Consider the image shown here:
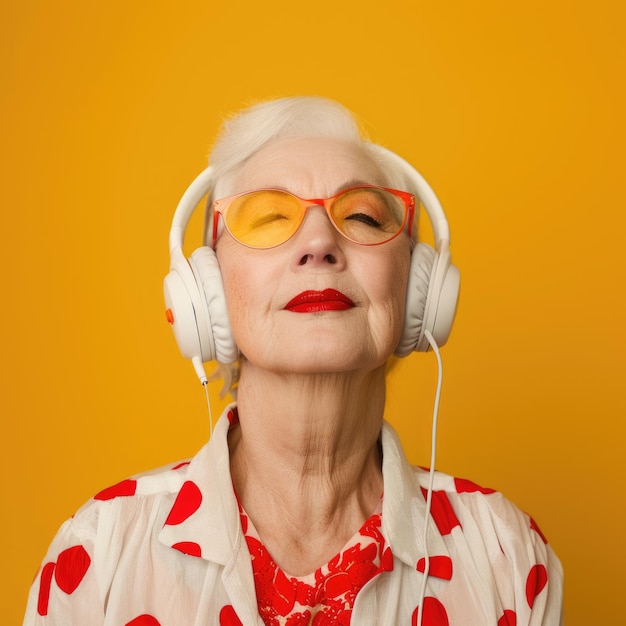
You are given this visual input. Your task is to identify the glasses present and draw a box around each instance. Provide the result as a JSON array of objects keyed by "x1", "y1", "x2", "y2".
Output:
[{"x1": 211, "y1": 186, "x2": 415, "y2": 249}]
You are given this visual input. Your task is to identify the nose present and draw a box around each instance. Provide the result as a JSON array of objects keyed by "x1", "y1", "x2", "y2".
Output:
[{"x1": 290, "y1": 205, "x2": 346, "y2": 269}]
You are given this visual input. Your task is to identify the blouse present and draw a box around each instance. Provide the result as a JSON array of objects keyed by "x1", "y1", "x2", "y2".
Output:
[{"x1": 24, "y1": 404, "x2": 563, "y2": 625}]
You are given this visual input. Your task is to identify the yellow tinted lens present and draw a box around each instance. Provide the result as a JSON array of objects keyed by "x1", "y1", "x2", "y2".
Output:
[
  {"x1": 331, "y1": 188, "x2": 406, "y2": 244},
  {"x1": 226, "y1": 190, "x2": 302, "y2": 248}
]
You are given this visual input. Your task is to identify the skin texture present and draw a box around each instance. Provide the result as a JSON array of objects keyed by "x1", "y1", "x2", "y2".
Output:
[{"x1": 215, "y1": 136, "x2": 412, "y2": 576}]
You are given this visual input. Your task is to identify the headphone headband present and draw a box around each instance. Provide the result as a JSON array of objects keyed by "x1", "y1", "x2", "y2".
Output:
[{"x1": 169, "y1": 166, "x2": 215, "y2": 254}]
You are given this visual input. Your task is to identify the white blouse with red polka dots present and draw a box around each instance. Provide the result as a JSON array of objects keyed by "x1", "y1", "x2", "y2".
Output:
[{"x1": 24, "y1": 404, "x2": 563, "y2": 625}]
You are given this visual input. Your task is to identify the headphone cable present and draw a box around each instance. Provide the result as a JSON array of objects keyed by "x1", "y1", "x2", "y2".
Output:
[{"x1": 416, "y1": 329, "x2": 443, "y2": 626}]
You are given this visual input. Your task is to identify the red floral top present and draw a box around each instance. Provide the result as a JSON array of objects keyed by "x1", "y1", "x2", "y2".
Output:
[{"x1": 238, "y1": 498, "x2": 393, "y2": 626}]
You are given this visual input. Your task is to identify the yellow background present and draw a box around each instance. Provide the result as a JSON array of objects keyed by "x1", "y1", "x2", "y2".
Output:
[{"x1": 2, "y1": 1, "x2": 624, "y2": 623}]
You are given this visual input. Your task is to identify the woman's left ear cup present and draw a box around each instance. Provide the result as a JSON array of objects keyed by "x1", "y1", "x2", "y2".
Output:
[
  {"x1": 396, "y1": 243, "x2": 435, "y2": 356},
  {"x1": 418, "y1": 247, "x2": 460, "y2": 352},
  {"x1": 396, "y1": 242, "x2": 459, "y2": 355}
]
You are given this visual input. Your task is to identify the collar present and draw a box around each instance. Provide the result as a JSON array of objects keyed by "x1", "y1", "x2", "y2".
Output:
[
  {"x1": 159, "y1": 404, "x2": 449, "y2": 569},
  {"x1": 379, "y1": 421, "x2": 450, "y2": 568},
  {"x1": 159, "y1": 405, "x2": 244, "y2": 564}
]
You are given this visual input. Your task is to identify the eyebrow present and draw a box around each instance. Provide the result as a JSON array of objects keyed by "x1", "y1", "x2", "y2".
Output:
[
  {"x1": 257, "y1": 179, "x2": 377, "y2": 198},
  {"x1": 334, "y1": 179, "x2": 375, "y2": 194}
]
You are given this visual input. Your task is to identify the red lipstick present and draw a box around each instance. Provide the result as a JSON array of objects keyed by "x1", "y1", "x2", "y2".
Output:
[{"x1": 285, "y1": 289, "x2": 355, "y2": 313}]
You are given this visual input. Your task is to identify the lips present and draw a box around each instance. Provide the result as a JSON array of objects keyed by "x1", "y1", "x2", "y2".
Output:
[{"x1": 285, "y1": 289, "x2": 355, "y2": 313}]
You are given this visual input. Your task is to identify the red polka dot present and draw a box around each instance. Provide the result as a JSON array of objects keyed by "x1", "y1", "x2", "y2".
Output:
[
  {"x1": 94, "y1": 479, "x2": 137, "y2": 501},
  {"x1": 381, "y1": 546, "x2": 394, "y2": 571},
  {"x1": 37, "y1": 562, "x2": 55, "y2": 616},
  {"x1": 411, "y1": 597, "x2": 449, "y2": 626},
  {"x1": 416, "y1": 555, "x2": 453, "y2": 580},
  {"x1": 454, "y1": 477, "x2": 496, "y2": 495},
  {"x1": 172, "y1": 541, "x2": 202, "y2": 557},
  {"x1": 220, "y1": 605, "x2": 243, "y2": 625},
  {"x1": 165, "y1": 481, "x2": 202, "y2": 525},
  {"x1": 529, "y1": 516, "x2": 548, "y2": 544},
  {"x1": 526, "y1": 564, "x2": 548, "y2": 608},
  {"x1": 239, "y1": 510, "x2": 248, "y2": 534},
  {"x1": 421, "y1": 489, "x2": 461, "y2": 535},
  {"x1": 125, "y1": 616, "x2": 162, "y2": 626},
  {"x1": 54, "y1": 545, "x2": 91, "y2": 594},
  {"x1": 171, "y1": 461, "x2": 191, "y2": 470},
  {"x1": 227, "y1": 408, "x2": 239, "y2": 425},
  {"x1": 498, "y1": 609, "x2": 517, "y2": 626}
]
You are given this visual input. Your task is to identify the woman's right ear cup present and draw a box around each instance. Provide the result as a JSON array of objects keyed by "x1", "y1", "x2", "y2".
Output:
[
  {"x1": 188, "y1": 246, "x2": 238, "y2": 364},
  {"x1": 164, "y1": 247, "x2": 213, "y2": 364}
]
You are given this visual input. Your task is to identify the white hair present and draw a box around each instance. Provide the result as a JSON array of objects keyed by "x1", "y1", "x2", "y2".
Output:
[{"x1": 207, "y1": 96, "x2": 413, "y2": 200}]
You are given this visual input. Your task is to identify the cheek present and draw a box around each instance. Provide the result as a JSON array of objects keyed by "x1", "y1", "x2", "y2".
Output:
[
  {"x1": 217, "y1": 243, "x2": 277, "y2": 349},
  {"x1": 216, "y1": 245, "x2": 253, "y2": 337},
  {"x1": 382, "y1": 249, "x2": 411, "y2": 306},
  {"x1": 362, "y1": 248, "x2": 411, "y2": 332}
]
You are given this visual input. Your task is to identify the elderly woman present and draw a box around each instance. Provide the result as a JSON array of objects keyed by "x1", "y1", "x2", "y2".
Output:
[{"x1": 25, "y1": 97, "x2": 563, "y2": 625}]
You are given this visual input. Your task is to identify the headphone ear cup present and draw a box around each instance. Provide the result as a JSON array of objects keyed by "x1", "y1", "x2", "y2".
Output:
[
  {"x1": 395, "y1": 242, "x2": 460, "y2": 356},
  {"x1": 188, "y1": 246, "x2": 238, "y2": 364},
  {"x1": 396, "y1": 243, "x2": 435, "y2": 357},
  {"x1": 164, "y1": 247, "x2": 213, "y2": 363},
  {"x1": 421, "y1": 250, "x2": 460, "y2": 352}
]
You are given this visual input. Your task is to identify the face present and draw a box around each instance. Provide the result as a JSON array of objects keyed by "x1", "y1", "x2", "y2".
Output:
[{"x1": 215, "y1": 136, "x2": 412, "y2": 375}]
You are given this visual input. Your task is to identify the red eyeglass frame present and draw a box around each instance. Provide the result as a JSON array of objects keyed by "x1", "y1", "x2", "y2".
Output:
[{"x1": 211, "y1": 185, "x2": 416, "y2": 249}]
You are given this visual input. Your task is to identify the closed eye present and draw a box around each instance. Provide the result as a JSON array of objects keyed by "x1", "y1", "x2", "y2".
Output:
[
  {"x1": 346, "y1": 212, "x2": 382, "y2": 227},
  {"x1": 250, "y1": 212, "x2": 290, "y2": 228}
]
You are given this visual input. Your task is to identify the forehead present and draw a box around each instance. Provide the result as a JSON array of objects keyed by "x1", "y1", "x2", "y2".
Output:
[{"x1": 229, "y1": 136, "x2": 387, "y2": 198}]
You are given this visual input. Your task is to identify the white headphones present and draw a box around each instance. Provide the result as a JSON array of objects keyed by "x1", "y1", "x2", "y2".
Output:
[{"x1": 164, "y1": 147, "x2": 460, "y2": 382}]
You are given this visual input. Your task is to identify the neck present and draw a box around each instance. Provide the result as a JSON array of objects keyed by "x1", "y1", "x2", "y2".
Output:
[{"x1": 228, "y1": 362, "x2": 387, "y2": 574}]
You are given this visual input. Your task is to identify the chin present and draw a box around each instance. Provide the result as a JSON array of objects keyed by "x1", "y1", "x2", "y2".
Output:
[
  {"x1": 238, "y1": 324, "x2": 397, "y2": 375},
  {"x1": 268, "y1": 345, "x2": 391, "y2": 376}
]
